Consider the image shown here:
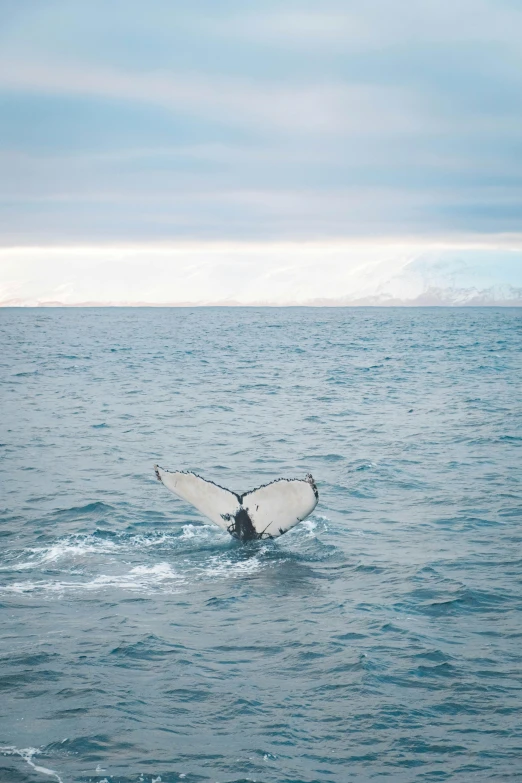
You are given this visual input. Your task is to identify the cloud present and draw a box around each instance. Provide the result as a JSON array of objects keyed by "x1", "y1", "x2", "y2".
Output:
[
  {"x1": 215, "y1": 1, "x2": 522, "y2": 50},
  {"x1": 0, "y1": 60, "x2": 428, "y2": 138},
  {"x1": 0, "y1": 0, "x2": 521, "y2": 244}
]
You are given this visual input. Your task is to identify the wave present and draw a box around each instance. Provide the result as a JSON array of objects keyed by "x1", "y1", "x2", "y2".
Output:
[
  {"x1": 0, "y1": 546, "x2": 289, "y2": 595},
  {"x1": 0, "y1": 527, "x2": 224, "y2": 572},
  {"x1": 0, "y1": 562, "x2": 184, "y2": 596},
  {"x1": 0, "y1": 746, "x2": 64, "y2": 783},
  {"x1": 1, "y1": 513, "x2": 327, "y2": 571},
  {"x1": 201, "y1": 551, "x2": 266, "y2": 579},
  {"x1": 0, "y1": 554, "x2": 270, "y2": 595},
  {"x1": 0, "y1": 513, "x2": 330, "y2": 597},
  {"x1": 178, "y1": 523, "x2": 227, "y2": 541},
  {"x1": 1, "y1": 537, "x2": 120, "y2": 571},
  {"x1": 0, "y1": 539, "x2": 326, "y2": 596}
]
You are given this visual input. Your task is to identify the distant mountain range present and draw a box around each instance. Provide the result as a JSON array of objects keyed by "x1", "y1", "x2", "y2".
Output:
[
  {"x1": 306, "y1": 251, "x2": 522, "y2": 306},
  {"x1": 1, "y1": 247, "x2": 521, "y2": 306},
  {"x1": 305, "y1": 288, "x2": 522, "y2": 307}
]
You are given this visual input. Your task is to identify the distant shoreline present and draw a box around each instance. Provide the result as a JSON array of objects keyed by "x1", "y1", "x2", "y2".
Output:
[{"x1": 2, "y1": 302, "x2": 522, "y2": 309}]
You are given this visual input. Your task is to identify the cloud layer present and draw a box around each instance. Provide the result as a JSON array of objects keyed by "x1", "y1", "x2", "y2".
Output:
[{"x1": 1, "y1": 0, "x2": 522, "y2": 243}]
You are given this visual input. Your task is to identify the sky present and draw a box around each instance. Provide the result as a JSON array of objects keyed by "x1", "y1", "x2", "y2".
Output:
[{"x1": 1, "y1": 0, "x2": 521, "y2": 303}]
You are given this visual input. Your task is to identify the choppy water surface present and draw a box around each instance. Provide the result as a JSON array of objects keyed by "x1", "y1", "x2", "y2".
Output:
[{"x1": 1, "y1": 307, "x2": 521, "y2": 783}]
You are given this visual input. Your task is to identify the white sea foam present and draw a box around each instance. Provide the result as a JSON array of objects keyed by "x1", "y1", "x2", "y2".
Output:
[
  {"x1": 201, "y1": 553, "x2": 264, "y2": 579},
  {"x1": 0, "y1": 522, "x2": 312, "y2": 596},
  {"x1": 0, "y1": 746, "x2": 64, "y2": 783},
  {"x1": 1, "y1": 553, "x2": 272, "y2": 595},
  {"x1": 287, "y1": 514, "x2": 329, "y2": 539},
  {"x1": 1, "y1": 526, "x2": 226, "y2": 574},
  {"x1": 301, "y1": 519, "x2": 319, "y2": 537},
  {"x1": 2, "y1": 536, "x2": 120, "y2": 571},
  {"x1": 127, "y1": 533, "x2": 170, "y2": 547},
  {"x1": 180, "y1": 523, "x2": 222, "y2": 540},
  {"x1": 313, "y1": 514, "x2": 330, "y2": 524},
  {"x1": 0, "y1": 563, "x2": 185, "y2": 596},
  {"x1": 84, "y1": 562, "x2": 184, "y2": 592}
]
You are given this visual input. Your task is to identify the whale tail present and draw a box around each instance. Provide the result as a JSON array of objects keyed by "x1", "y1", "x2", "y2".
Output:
[{"x1": 154, "y1": 466, "x2": 318, "y2": 541}]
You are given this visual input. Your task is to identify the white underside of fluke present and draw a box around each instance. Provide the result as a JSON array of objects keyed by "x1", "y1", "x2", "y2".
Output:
[{"x1": 154, "y1": 467, "x2": 319, "y2": 540}]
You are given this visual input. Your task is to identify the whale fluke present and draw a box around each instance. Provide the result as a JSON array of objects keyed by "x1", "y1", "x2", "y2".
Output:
[{"x1": 154, "y1": 466, "x2": 318, "y2": 541}]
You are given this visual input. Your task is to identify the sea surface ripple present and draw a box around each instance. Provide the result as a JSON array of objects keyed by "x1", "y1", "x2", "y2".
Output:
[{"x1": 0, "y1": 307, "x2": 521, "y2": 783}]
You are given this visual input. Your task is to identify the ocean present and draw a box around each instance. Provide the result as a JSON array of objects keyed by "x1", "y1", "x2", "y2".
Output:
[{"x1": 0, "y1": 307, "x2": 521, "y2": 783}]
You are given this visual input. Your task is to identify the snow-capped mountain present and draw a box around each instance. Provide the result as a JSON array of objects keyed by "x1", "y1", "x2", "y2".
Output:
[
  {"x1": 1, "y1": 245, "x2": 521, "y2": 306},
  {"x1": 308, "y1": 249, "x2": 522, "y2": 306}
]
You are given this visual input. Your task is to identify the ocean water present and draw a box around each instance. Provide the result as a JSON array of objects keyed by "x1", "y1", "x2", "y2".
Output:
[{"x1": 0, "y1": 306, "x2": 521, "y2": 783}]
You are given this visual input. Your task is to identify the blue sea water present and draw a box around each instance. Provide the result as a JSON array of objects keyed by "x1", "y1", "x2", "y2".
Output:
[{"x1": 0, "y1": 307, "x2": 521, "y2": 783}]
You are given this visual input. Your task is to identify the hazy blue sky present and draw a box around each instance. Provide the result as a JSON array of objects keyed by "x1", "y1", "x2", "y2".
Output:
[{"x1": 1, "y1": 0, "x2": 522, "y2": 245}]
